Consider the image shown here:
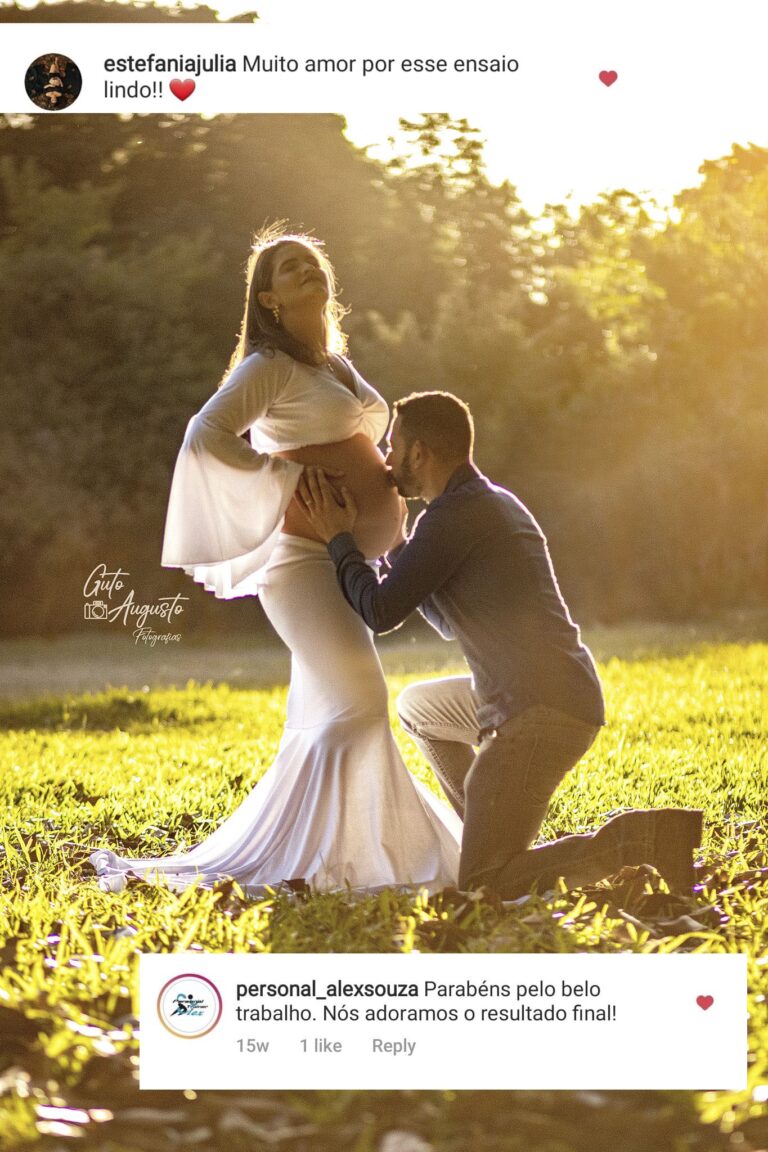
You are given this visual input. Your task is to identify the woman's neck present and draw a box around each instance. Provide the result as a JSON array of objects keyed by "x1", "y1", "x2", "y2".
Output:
[{"x1": 283, "y1": 309, "x2": 328, "y2": 362}]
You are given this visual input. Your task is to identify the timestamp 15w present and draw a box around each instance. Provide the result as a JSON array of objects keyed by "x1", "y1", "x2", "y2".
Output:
[{"x1": 236, "y1": 1037, "x2": 342, "y2": 1053}]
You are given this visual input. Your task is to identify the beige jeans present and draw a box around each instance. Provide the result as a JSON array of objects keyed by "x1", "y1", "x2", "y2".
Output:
[{"x1": 397, "y1": 677, "x2": 603, "y2": 896}]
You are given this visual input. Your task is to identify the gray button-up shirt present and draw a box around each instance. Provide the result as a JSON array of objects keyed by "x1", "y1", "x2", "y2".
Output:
[{"x1": 328, "y1": 462, "x2": 605, "y2": 732}]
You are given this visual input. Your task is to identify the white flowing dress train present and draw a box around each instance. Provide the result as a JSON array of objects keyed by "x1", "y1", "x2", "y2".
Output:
[{"x1": 91, "y1": 536, "x2": 460, "y2": 894}]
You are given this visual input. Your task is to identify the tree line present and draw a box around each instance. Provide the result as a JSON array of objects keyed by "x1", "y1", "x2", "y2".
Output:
[{"x1": 0, "y1": 107, "x2": 766, "y2": 635}]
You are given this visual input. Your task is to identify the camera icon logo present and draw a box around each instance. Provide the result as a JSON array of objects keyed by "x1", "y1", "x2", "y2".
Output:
[{"x1": 84, "y1": 600, "x2": 109, "y2": 620}]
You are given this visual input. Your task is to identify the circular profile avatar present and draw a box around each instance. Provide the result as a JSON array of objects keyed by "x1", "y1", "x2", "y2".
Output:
[
  {"x1": 25, "y1": 54, "x2": 82, "y2": 111},
  {"x1": 157, "y1": 974, "x2": 223, "y2": 1039}
]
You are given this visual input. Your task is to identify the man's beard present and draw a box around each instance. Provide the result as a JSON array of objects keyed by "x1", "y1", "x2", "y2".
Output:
[{"x1": 391, "y1": 457, "x2": 420, "y2": 498}]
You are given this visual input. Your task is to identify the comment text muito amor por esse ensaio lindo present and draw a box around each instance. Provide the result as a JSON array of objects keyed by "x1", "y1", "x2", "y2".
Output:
[{"x1": 103, "y1": 52, "x2": 519, "y2": 94}]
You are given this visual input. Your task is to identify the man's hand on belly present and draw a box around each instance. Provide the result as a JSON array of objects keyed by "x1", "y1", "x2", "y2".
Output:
[{"x1": 295, "y1": 466, "x2": 359, "y2": 542}]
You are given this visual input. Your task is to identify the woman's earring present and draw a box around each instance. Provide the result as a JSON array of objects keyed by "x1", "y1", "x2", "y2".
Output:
[{"x1": 272, "y1": 306, "x2": 280, "y2": 325}]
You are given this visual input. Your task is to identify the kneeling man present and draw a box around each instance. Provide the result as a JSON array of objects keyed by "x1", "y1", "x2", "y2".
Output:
[{"x1": 296, "y1": 391, "x2": 701, "y2": 897}]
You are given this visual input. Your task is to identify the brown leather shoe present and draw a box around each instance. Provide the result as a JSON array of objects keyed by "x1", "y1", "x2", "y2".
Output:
[
  {"x1": 650, "y1": 808, "x2": 703, "y2": 891},
  {"x1": 602, "y1": 808, "x2": 703, "y2": 892}
]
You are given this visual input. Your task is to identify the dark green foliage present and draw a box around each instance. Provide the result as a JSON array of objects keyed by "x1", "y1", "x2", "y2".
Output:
[{"x1": 0, "y1": 110, "x2": 766, "y2": 633}]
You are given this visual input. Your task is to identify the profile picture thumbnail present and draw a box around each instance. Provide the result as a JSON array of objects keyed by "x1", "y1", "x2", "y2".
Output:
[{"x1": 25, "y1": 53, "x2": 82, "y2": 111}]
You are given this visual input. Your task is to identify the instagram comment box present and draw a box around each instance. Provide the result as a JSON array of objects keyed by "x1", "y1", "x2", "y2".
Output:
[
  {"x1": 4, "y1": 4, "x2": 768, "y2": 115},
  {"x1": 1, "y1": 16, "x2": 527, "y2": 114},
  {"x1": 140, "y1": 953, "x2": 746, "y2": 1090}
]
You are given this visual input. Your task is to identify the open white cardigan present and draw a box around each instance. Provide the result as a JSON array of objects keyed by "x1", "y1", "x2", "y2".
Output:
[{"x1": 161, "y1": 350, "x2": 389, "y2": 598}]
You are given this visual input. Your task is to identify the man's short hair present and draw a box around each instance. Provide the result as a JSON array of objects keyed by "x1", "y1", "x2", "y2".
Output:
[{"x1": 393, "y1": 391, "x2": 474, "y2": 461}]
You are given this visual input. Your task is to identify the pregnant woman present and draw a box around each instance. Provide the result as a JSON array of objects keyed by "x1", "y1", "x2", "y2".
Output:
[{"x1": 91, "y1": 226, "x2": 460, "y2": 894}]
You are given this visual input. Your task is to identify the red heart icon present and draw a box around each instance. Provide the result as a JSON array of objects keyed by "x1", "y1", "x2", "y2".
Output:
[
  {"x1": 170, "y1": 79, "x2": 196, "y2": 102},
  {"x1": 696, "y1": 995, "x2": 714, "y2": 1011},
  {"x1": 599, "y1": 70, "x2": 618, "y2": 87}
]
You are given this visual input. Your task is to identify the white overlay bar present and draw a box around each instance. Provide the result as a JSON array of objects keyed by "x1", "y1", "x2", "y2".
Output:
[
  {"x1": 140, "y1": 952, "x2": 746, "y2": 1090},
  {"x1": 1, "y1": 6, "x2": 767, "y2": 115}
]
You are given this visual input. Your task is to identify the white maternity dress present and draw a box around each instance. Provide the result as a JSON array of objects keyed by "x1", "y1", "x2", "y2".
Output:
[{"x1": 91, "y1": 350, "x2": 460, "y2": 894}]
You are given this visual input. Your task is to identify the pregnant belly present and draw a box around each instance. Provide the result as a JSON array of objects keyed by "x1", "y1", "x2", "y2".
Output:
[{"x1": 277, "y1": 434, "x2": 403, "y2": 559}]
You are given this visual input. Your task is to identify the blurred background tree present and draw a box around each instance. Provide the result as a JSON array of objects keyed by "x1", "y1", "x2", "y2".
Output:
[{"x1": 0, "y1": 104, "x2": 765, "y2": 634}]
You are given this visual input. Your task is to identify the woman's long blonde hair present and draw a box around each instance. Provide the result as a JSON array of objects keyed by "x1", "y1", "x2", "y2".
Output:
[{"x1": 220, "y1": 222, "x2": 349, "y2": 387}]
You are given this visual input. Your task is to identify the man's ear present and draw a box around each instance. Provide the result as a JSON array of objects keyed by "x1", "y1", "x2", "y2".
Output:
[{"x1": 411, "y1": 439, "x2": 427, "y2": 467}]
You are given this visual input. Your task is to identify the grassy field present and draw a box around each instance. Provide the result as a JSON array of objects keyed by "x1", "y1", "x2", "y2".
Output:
[{"x1": 0, "y1": 634, "x2": 766, "y2": 1151}]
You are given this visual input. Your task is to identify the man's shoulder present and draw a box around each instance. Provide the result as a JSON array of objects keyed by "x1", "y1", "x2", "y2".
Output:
[
  {"x1": 433, "y1": 472, "x2": 523, "y2": 515},
  {"x1": 415, "y1": 475, "x2": 543, "y2": 543},
  {"x1": 408, "y1": 481, "x2": 494, "y2": 542}
]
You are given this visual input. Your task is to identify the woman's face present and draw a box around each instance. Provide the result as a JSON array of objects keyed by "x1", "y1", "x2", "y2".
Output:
[{"x1": 265, "y1": 242, "x2": 330, "y2": 313}]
